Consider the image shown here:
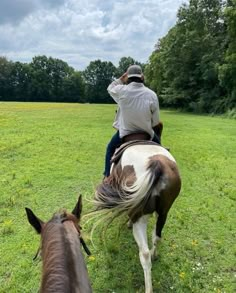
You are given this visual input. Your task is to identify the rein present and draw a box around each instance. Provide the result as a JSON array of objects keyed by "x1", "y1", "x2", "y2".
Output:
[{"x1": 80, "y1": 237, "x2": 91, "y2": 256}]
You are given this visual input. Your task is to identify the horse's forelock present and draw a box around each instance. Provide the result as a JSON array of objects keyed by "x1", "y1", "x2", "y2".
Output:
[
  {"x1": 49, "y1": 213, "x2": 62, "y2": 224},
  {"x1": 48, "y1": 210, "x2": 78, "y2": 226}
]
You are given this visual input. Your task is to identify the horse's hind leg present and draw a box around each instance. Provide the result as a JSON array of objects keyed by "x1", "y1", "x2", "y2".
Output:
[
  {"x1": 133, "y1": 215, "x2": 153, "y2": 293},
  {"x1": 150, "y1": 212, "x2": 167, "y2": 260}
]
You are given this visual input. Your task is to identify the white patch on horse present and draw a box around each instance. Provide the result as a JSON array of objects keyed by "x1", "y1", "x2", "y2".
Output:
[{"x1": 121, "y1": 145, "x2": 175, "y2": 178}]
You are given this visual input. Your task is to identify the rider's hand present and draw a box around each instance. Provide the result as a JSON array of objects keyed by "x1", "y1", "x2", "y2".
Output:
[{"x1": 119, "y1": 72, "x2": 128, "y2": 84}]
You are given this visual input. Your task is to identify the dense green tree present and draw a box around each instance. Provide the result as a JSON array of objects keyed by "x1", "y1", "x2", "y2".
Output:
[
  {"x1": 1, "y1": 0, "x2": 235, "y2": 113},
  {"x1": 62, "y1": 71, "x2": 85, "y2": 103},
  {"x1": 219, "y1": 0, "x2": 236, "y2": 111},
  {"x1": 0, "y1": 56, "x2": 86, "y2": 102},
  {"x1": 116, "y1": 57, "x2": 135, "y2": 76},
  {"x1": 10, "y1": 62, "x2": 32, "y2": 101},
  {"x1": 82, "y1": 59, "x2": 116, "y2": 103},
  {"x1": 117, "y1": 56, "x2": 145, "y2": 77},
  {"x1": 30, "y1": 56, "x2": 74, "y2": 102},
  {"x1": 29, "y1": 55, "x2": 52, "y2": 101},
  {"x1": 145, "y1": 0, "x2": 233, "y2": 114},
  {"x1": 0, "y1": 57, "x2": 14, "y2": 100}
]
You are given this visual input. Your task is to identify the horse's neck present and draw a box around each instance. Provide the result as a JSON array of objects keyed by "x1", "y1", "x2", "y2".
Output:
[{"x1": 40, "y1": 222, "x2": 91, "y2": 293}]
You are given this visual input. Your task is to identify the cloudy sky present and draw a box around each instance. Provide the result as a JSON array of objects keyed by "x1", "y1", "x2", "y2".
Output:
[{"x1": 0, "y1": 0, "x2": 186, "y2": 70}]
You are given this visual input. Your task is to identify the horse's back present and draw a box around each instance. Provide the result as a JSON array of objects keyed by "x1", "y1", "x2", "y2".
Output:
[{"x1": 120, "y1": 144, "x2": 176, "y2": 178}]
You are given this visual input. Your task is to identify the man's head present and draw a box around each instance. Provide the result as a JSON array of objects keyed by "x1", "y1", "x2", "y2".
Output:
[
  {"x1": 127, "y1": 65, "x2": 143, "y2": 83},
  {"x1": 127, "y1": 65, "x2": 142, "y2": 78}
]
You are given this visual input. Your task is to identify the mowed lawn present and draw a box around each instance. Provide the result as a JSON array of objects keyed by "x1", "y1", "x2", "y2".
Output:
[{"x1": 0, "y1": 102, "x2": 235, "y2": 293}]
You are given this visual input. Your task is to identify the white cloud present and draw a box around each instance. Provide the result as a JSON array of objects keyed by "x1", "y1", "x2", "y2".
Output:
[{"x1": 0, "y1": 0, "x2": 187, "y2": 70}]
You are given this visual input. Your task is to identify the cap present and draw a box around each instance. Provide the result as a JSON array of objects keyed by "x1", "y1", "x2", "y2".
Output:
[{"x1": 127, "y1": 65, "x2": 143, "y2": 78}]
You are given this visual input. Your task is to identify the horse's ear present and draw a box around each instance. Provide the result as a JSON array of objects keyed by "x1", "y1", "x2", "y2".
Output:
[
  {"x1": 25, "y1": 207, "x2": 44, "y2": 234},
  {"x1": 72, "y1": 195, "x2": 82, "y2": 220}
]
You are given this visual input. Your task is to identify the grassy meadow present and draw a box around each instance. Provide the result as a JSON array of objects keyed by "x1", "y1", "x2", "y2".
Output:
[{"x1": 0, "y1": 102, "x2": 235, "y2": 293}]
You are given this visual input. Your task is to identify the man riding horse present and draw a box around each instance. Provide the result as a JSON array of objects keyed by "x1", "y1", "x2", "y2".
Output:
[
  {"x1": 96, "y1": 65, "x2": 181, "y2": 292},
  {"x1": 103, "y1": 64, "x2": 163, "y2": 180}
]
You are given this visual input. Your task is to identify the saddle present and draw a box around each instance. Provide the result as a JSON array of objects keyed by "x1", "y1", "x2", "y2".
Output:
[
  {"x1": 111, "y1": 122, "x2": 167, "y2": 165},
  {"x1": 122, "y1": 132, "x2": 151, "y2": 143}
]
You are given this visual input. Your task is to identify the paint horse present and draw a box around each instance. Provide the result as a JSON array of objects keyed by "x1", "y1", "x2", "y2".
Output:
[
  {"x1": 25, "y1": 195, "x2": 92, "y2": 293},
  {"x1": 95, "y1": 140, "x2": 181, "y2": 293}
]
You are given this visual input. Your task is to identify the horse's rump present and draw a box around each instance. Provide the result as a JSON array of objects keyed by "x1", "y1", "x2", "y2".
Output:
[{"x1": 95, "y1": 144, "x2": 181, "y2": 222}]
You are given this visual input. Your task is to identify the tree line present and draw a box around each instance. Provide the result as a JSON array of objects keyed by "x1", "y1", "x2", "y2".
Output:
[
  {"x1": 0, "y1": 0, "x2": 235, "y2": 114},
  {"x1": 145, "y1": 0, "x2": 235, "y2": 114},
  {"x1": 0, "y1": 55, "x2": 142, "y2": 104}
]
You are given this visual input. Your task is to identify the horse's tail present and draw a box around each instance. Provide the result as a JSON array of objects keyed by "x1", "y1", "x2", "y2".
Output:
[{"x1": 94, "y1": 159, "x2": 164, "y2": 221}]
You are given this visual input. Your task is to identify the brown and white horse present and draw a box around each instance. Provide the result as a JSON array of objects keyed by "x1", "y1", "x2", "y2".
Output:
[
  {"x1": 94, "y1": 143, "x2": 181, "y2": 293},
  {"x1": 26, "y1": 195, "x2": 92, "y2": 293}
]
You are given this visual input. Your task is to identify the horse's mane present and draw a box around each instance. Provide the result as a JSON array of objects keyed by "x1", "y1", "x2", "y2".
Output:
[{"x1": 40, "y1": 213, "x2": 81, "y2": 292}]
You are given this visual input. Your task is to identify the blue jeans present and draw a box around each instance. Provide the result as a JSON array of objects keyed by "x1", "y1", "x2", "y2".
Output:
[
  {"x1": 103, "y1": 131, "x2": 161, "y2": 177},
  {"x1": 104, "y1": 131, "x2": 121, "y2": 177}
]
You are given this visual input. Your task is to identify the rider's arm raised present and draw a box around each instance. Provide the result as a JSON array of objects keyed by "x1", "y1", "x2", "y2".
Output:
[{"x1": 107, "y1": 72, "x2": 128, "y2": 102}]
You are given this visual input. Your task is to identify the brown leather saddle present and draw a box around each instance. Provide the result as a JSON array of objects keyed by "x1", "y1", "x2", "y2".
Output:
[
  {"x1": 122, "y1": 132, "x2": 151, "y2": 143},
  {"x1": 111, "y1": 122, "x2": 165, "y2": 165}
]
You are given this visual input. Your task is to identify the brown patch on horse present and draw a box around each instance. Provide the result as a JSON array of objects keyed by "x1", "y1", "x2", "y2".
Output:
[
  {"x1": 114, "y1": 162, "x2": 136, "y2": 187},
  {"x1": 104, "y1": 160, "x2": 136, "y2": 188},
  {"x1": 130, "y1": 155, "x2": 181, "y2": 222},
  {"x1": 145, "y1": 154, "x2": 181, "y2": 214}
]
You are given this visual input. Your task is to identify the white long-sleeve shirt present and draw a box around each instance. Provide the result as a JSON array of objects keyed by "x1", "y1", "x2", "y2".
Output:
[{"x1": 107, "y1": 79, "x2": 159, "y2": 139}]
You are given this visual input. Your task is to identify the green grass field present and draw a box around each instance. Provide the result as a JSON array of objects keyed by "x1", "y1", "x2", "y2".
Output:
[{"x1": 0, "y1": 102, "x2": 235, "y2": 293}]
